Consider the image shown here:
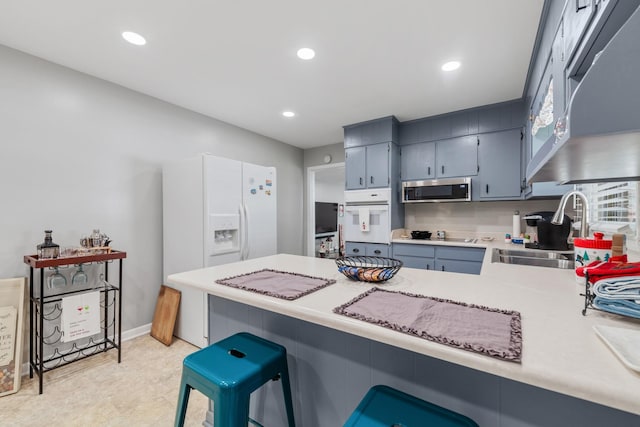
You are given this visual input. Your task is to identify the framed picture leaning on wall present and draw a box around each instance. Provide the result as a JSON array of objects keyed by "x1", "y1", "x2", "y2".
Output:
[{"x1": 0, "y1": 277, "x2": 26, "y2": 397}]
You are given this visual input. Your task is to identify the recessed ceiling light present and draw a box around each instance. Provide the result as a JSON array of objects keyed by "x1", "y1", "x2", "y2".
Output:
[
  {"x1": 122, "y1": 31, "x2": 146, "y2": 46},
  {"x1": 282, "y1": 111, "x2": 296, "y2": 118},
  {"x1": 442, "y1": 61, "x2": 461, "y2": 71},
  {"x1": 296, "y1": 48, "x2": 315, "y2": 60}
]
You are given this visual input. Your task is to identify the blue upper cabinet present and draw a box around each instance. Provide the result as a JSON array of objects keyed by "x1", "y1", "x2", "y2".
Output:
[
  {"x1": 474, "y1": 129, "x2": 522, "y2": 200},
  {"x1": 401, "y1": 142, "x2": 436, "y2": 180},
  {"x1": 344, "y1": 116, "x2": 397, "y2": 148},
  {"x1": 345, "y1": 146, "x2": 367, "y2": 189},
  {"x1": 435, "y1": 135, "x2": 478, "y2": 178},
  {"x1": 344, "y1": 117, "x2": 399, "y2": 190}
]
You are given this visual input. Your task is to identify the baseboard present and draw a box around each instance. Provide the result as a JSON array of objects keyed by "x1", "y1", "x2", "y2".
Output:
[
  {"x1": 21, "y1": 323, "x2": 152, "y2": 377},
  {"x1": 121, "y1": 322, "x2": 152, "y2": 341}
]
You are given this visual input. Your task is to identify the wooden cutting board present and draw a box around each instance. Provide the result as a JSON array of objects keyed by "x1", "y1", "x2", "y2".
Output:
[{"x1": 150, "y1": 285, "x2": 181, "y2": 346}]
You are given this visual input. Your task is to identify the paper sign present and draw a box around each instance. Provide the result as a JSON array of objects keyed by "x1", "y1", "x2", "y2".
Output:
[{"x1": 61, "y1": 292, "x2": 101, "y2": 342}]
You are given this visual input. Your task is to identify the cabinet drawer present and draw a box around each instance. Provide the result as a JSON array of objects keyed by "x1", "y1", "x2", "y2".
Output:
[
  {"x1": 366, "y1": 244, "x2": 390, "y2": 257},
  {"x1": 436, "y1": 246, "x2": 485, "y2": 262},
  {"x1": 345, "y1": 242, "x2": 390, "y2": 257},
  {"x1": 395, "y1": 255, "x2": 435, "y2": 270},
  {"x1": 345, "y1": 242, "x2": 366, "y2": 256},
  {"x1": 392, "y1": 243, "x2": 435, "y2": 258}
]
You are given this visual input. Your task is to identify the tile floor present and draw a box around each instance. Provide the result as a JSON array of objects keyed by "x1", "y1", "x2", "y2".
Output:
[{"x1": 0, "y1": 334, "x2": 209, "y2": 426}]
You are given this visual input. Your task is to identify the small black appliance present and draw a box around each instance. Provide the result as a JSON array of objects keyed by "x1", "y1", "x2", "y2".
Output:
[{"x1": 524, "y1": 211, "x2": 572, "y2": 250}]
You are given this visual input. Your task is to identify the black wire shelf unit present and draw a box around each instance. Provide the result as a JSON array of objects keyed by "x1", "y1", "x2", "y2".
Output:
[{"x1": 24, "y1": 250, "x2": 126, "y2": 394}]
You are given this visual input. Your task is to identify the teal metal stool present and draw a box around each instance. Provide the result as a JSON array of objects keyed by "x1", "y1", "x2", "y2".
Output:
[
  {"x1": 174, "y1": 332, "x2": 296, "y2": 427},
  {"x1": 344, "y1": 385, "x2": 478, "y2": 427}
]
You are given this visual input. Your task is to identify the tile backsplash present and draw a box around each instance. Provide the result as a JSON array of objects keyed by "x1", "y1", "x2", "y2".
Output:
[{"x1": 404, "y1": 200, "x2": 563, "y2": 235}]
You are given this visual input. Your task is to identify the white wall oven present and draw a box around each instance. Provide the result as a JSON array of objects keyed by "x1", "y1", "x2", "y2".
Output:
[{"x1": 344, "y1": 189, "x2": 391, "y2": 244}]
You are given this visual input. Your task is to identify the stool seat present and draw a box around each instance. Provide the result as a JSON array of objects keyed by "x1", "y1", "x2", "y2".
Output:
[
  {"x1": 344, "y1": 385, "x2": 478, "y2": 427},
  {"x1": 175, "y1": 332, "x2": 295, "y2": 427}
]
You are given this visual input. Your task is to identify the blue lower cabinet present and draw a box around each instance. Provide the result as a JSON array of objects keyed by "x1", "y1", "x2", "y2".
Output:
[
  {"x1": 392, "y1": 243, "x2": 485, "y2": 275},
  {"x1": 346, "y1": 242, "x2": 390, "y2": 257},
  {"x1": 395, "y1": 255, "x2": 435, "y2": 270},
  {"x1": 435, "y1": 259, "x2": 483, "y2": 275}
]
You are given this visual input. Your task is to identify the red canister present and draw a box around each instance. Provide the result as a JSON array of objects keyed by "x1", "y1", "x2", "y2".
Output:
[{"x1": 574, "y1": 232, "x2": 612, "y2": 283}]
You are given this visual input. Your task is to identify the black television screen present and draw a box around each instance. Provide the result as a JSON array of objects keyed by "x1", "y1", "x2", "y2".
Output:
[{"x1": 315, "y1": 202, "x2": 338, "y2": 234}]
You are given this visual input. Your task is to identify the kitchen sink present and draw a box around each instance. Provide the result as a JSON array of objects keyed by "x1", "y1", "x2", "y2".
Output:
[
  {"x1": 438, "y1": 237, "x2": 478, "y2": 243},
  {"x1": 491, "y1": 248, "x2": 575, "y2": 269}
]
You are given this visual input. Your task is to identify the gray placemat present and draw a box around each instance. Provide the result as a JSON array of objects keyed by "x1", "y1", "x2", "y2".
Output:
[
  {"x1": 215, "y1": 269, "x2": 336, "y2": 300},
  {"x1": 334, "y1": 288, "x2": 522, "y2": 362}
]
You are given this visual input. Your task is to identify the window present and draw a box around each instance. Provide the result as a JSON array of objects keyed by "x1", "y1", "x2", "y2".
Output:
[{"x1": 575, "y1": 181, "x2": 638, "y2": 248}]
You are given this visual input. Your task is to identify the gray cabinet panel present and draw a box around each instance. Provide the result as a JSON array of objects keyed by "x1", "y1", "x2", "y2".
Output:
[
  {"x1": 346, "y1": 242, "x2": 366, "y2": 256},
  {"x1": 435, "y1": 259, "x2": 483, "y2": 275},
  {"x1": 431, "y1": 117, "x2": 451, "y2": 141},
  {"x1": 393, "y1": 243, "x2": 484, "y2": 274},
  {"x1": 392, "y1": 243, "x2": 436, "y2": 258},
  {"x1": 395, "y1": 255, "x2": 435, "y2": 270},
  {"x1": 346, "y1": 242, "x2": 390, "y2": 257},
  {"x1": 366, "y1": 143, "x2": 390, "y2": 188},
  {"x1": 436, "y1": 135, "x2": 478, "y2": 178},
  {"x1": 399, "y1": 121, "x2": 421, "y2": 145},
  {"x1": 345, "y1": 116, "x2": 396, "y2": 147},
  {"x1": 401, "y1": 142, "x2": 436, "y2": 180},
  {"x1": 450, "y1": 112, "x2": 469, "y2": 138},
  {"x1": 366, "y1": 243, "x2": 390, "y2": 257},
  {"x1": 552, "y1": 21, "x2": 566, "y2": 121},
  {"x1": 476, "y1": 129, "x2": 522, "y2": 200},
  {"x1": 436, "y1": 246, "x2": 485, "y2": 262},
  {"x1": 478, "y1": 107, "x2": 502, "y2": 134},
  {"x1": 344, "y1": 126, "x2": 362, "y2": 148},
  {"x1": 345, "y1": 146, "x2": 366, "y2": 189}
]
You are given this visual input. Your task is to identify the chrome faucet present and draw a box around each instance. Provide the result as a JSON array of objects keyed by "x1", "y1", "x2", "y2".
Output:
[{"x1": 552, "y1": 190, "x2": 589, "y2": 238}]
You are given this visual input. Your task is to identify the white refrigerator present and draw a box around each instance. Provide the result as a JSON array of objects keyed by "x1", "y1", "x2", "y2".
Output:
[{"x1": 162, "y1": 154, "x2": 277, "y2": 347}]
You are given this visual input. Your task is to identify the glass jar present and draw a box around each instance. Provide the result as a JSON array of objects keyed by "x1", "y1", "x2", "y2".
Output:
[
  {"x1": 37, "y1": 230, "x2": 60, "y2": 259},
  {"x1": 91, "y1": 229, "x2": 102, "y2": 247}
]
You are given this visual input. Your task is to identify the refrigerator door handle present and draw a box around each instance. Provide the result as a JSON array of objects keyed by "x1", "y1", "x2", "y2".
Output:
[
  {"x1": 239, "y1": 204, "x2": 246, "y2": 260},
  {"x1": 243, "y1": 203, "x2": 250, "y2": 260}
]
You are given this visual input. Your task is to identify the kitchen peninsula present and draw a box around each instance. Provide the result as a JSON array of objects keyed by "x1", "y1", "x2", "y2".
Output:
[{"x1": 167, "y1": 252, "x2": 640, "y2": 426}]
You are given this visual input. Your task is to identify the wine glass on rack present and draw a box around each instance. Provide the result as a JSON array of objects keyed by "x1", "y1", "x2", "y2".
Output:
[
  {"x1": 71, "y1": 264, "x2": 89, "y2": 286},
  {"x1": 47, "y1": 267, "x2": 67, "y2": 290}
]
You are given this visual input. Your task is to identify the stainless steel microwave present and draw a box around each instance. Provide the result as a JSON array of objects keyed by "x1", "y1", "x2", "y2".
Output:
[{"x1": 402, "y1": 177, "x2": 471, "y2": 203}]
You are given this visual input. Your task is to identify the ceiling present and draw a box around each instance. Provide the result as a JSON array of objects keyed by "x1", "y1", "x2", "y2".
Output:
[{"x1": 0, "y1": 1, "x2": 544, "y2": 149}]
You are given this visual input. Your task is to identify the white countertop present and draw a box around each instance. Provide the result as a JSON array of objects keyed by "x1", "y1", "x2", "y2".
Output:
[{"x1": 167, "y1": 249, "x2": 640, "y2": 415}]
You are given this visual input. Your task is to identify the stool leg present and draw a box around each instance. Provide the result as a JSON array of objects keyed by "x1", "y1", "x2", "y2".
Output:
[
  {"x1": 279, "y1": 365, "x2": 296, "y2": 427},
  {"x1": 174, "y1": 377, "x2": 192, "y2": 427},
  {"x1": 214, "y1": 393, "x2": 250, "y2": 427}
]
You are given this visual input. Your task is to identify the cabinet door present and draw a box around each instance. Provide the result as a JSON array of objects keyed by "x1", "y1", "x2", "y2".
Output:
[
  {"x1": 435, "y1": 259, "x2": 482, "y2": 275},
  {"x1": 401, "y1": 142, "x2": 435, "y2": 180},
  {"x1": 395, "y1": 255, "x2": 435, "y2": 270},
  {"x1": 552, "y1": 20, "x2": 566, "y2": 121},
  {"x1": 366, "y1": 143, "x2": 389, "y2": 188},
  {"x1": 477, "y1": 129, "x2": 522, "y2": 200},
  {"x1": 345, "y1": 146, "x2": 366, "y2": 189},
  {"x1": 436, "y1": 135, "x2": 478, "y2": 178}
]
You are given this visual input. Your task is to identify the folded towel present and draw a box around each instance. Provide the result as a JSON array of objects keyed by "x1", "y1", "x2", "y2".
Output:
[
  {"x1": 359, "y1": 207, "x2": 370, "y2": 232},
  {"x1": 592, "y1": 276, "x2": 640, "y2": 301},
  {"x1": 576, "y1": 256, "x2": 640, "y2": 283},
  {"x1": 592, "y1": 297, "x2": 640, "y2": 319}
]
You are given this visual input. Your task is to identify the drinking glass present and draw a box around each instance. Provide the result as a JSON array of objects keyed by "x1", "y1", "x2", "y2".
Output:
[
  {"x1": 72, "y1": 264, "x2": 89, "y2": 286},
  {"x1": 48, "y1": 267, "x2": 67, "y2": 290}
]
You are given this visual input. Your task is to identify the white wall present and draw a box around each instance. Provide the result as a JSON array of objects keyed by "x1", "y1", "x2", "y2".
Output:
[
  {"x1": 0, "y1": 45, "x2": 304, "y2": 334},
  {"x1": 314, "y1": 167, "x2": 345, "y2": 203}
]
